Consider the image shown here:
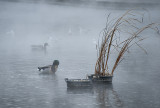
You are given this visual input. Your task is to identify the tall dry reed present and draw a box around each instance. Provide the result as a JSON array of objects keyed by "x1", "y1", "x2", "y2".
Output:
[{"x1": 95, "y1": 10, "x2": 159, "y2": 76}]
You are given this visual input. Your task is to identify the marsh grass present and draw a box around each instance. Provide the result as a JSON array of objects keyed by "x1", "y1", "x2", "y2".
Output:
[{"x1": 95, "y1": 10, "x2": 159, "y2": 76}]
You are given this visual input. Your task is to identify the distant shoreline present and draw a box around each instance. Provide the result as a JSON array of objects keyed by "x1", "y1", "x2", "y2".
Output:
[{"x1": 0, "y1": 0, "x2": 160, "y2": 9}]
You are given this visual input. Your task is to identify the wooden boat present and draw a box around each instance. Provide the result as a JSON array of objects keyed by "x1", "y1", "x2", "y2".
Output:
[
  {"x1": 87, "y1": 74, "x2": 113, "y2": 83},
  {"x1": 65, "y1": 78, "x2": 92, "y2": 88}
]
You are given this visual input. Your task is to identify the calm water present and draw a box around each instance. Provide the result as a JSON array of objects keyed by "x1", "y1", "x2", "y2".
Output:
[{"x1": 0, "y1": 1, "x2": 160, "y2": 108}]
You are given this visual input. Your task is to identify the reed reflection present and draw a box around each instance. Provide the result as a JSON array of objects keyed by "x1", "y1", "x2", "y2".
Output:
[
  {"x1": 67, "y1": 84, "x2": 123, "y2": 108},
  {"x1": 93, "y1": 84, "x2": 123, "y2": 108}
]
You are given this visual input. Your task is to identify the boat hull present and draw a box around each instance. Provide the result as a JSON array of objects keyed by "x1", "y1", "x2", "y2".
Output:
[
  {"x1": 88, "y1": 74, "x2": 113, "y2": 83},
  {"x1": 65, "y1": 74, "x2": 113, "y2": 88},
  {"x1": 65, "y1": 78, "x2": 92, "y2": 88}
]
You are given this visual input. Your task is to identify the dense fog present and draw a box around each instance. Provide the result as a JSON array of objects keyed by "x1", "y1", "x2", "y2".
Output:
[{"x1": 0, "y1": 0, "x2": 160, "y2": 108}]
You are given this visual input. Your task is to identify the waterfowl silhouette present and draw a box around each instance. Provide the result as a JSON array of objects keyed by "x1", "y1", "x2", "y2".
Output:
[
  {"x1": 38, "y1": 60, "x2": 59, "y2": 73},
  {"x1": 31, "y1": 43, "x2": 48, "y2": 51}
]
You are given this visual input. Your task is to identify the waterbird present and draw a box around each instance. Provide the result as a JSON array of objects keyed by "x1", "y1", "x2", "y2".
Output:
[
  {"x1": 31, "y1": 43, "x2": 48, "y2": 51},
  {"x1": 38, "y1": 60, "x2": 59, "y2": 73}
]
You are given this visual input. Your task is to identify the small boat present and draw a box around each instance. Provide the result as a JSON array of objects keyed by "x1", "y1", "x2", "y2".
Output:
[
  {"x1": 65, "y1": 78, "x2": 92, "y2": 88},
  {"x1": 87, "y1": 74, "x2": 113, "y2": 83}
]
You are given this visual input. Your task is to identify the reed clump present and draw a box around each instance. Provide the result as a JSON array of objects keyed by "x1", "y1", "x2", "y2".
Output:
[{"x1": 95, "y1": 10, "x2": 159, "y2": 76}]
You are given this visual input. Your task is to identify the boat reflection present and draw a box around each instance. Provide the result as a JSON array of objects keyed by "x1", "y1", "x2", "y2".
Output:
[
  {"x1": 93, "y1": 84, "x2": 123, "y2": 108},
  {"x1": 67, "y1": 84, "x2": 123, "y2": 108},
  {"x1": 67, "y1": 87, "x2": 93, "y2": 94}
]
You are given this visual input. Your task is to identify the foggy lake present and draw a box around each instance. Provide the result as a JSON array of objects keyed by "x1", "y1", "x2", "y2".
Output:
[{"x1": 0, "y1": 0, "x2": 160, "y2": 108}]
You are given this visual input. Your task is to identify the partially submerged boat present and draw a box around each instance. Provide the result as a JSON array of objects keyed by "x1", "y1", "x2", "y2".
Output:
[
  {"x1": 65, "y1": 74, "x2": 112, "y2": 88},
  {"x1": 65, "y1": 78, "x2": 92, "y2": 88},
  {"x1": 87, "y1": 74, "x2": 113, "y2": 83}
]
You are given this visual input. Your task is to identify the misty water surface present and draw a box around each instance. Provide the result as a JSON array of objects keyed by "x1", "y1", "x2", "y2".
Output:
[{"x1": 0, "y1": 1, "x2": 160, "y2": 108}]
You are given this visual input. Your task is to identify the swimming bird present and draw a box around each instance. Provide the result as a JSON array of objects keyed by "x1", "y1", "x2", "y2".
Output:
[
  {"x1": 38, "y1": 60, "x2": 59, "y2": 73},
  {"x1": 31, "y1": 43, "x2": 48, "y2": 51}
]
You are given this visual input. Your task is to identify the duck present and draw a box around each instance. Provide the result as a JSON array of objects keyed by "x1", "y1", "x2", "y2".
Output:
[
  {"x1": 38, "y1": 60, "x2": 59, "y2": 73},
  {"x1": 31, "y1": 43, "x2": 48, "y2": 51}
]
